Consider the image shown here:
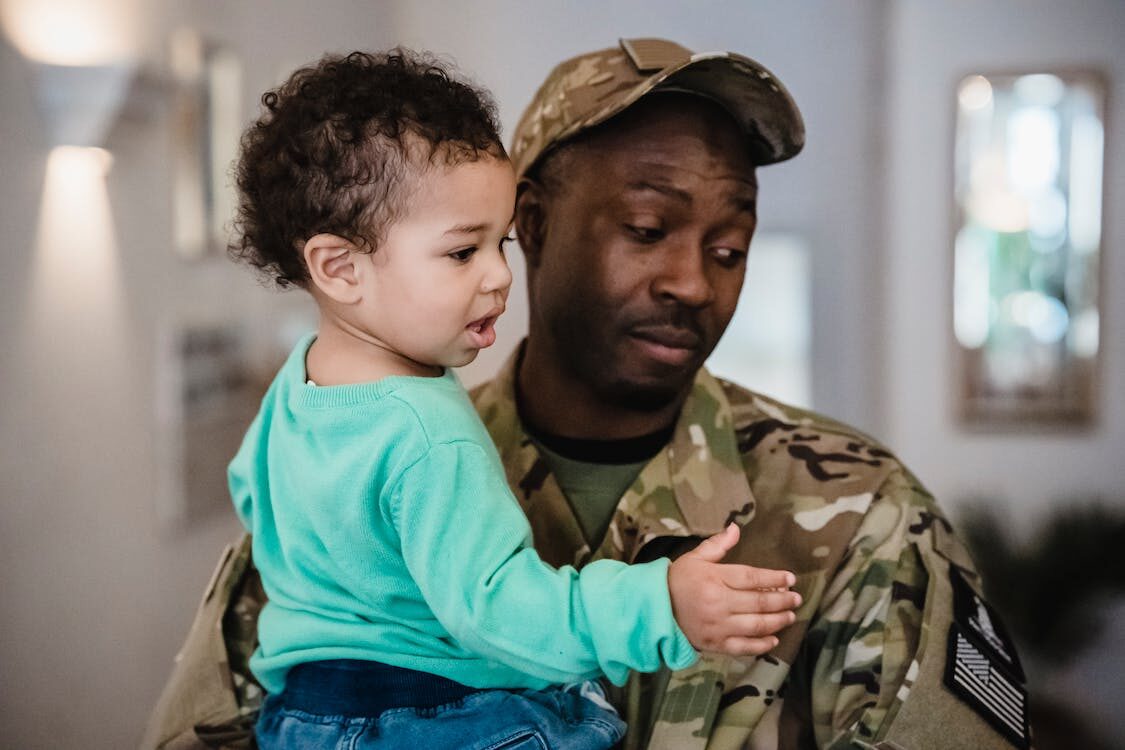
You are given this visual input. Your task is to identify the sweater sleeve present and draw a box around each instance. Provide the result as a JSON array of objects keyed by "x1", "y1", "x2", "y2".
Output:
[{"x1": 387, "y1": 440, "x2": 698, "y2": 686}]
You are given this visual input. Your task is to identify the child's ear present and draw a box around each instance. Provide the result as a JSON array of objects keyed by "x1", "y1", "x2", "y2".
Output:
[
  {"x1": 303, "y1": 234, "x2": 364, "y2": 303},
  {"x1": 514, "y1": 177, "x2": 547, "y2": 269}
]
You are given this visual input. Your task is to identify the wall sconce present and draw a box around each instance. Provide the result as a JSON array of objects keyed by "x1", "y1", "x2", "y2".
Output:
[
  {"x1": 2, "y1": 0, "x2": 140, "y2": 150},
  {"x1": 32, "y1": 60, "x2": 134, "y2": 149}
]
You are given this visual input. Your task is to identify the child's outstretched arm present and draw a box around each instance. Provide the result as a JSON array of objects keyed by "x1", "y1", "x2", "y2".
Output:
[
  {"x1": 667, "y1": 524, "x2": 801, "y2": 656},
  {"x1": 385, "y1": 439, "x2": 791, "y2": 686}
]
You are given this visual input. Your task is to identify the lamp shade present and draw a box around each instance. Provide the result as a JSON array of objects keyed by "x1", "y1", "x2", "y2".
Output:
[{"x1": 33, "y1": 60, "x2": 134, "y2": 148}]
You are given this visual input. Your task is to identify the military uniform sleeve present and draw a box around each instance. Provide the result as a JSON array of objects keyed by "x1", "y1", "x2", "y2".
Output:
[{"x1": 784, "y1": 467, "x2": 1031, "y2": 750}]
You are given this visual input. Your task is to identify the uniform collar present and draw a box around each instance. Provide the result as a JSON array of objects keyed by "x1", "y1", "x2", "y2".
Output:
[{"x1": 473, "y1": 342, "x2": 757, "y2": 561}]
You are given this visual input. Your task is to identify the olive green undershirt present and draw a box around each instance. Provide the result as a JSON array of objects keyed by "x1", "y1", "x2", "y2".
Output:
[
  {"x1": 514, "y1": 346, "x2": 672, "y2": 548},
  {"x1": 530, "y1": 441, "x2": 649, "y2": 547}
]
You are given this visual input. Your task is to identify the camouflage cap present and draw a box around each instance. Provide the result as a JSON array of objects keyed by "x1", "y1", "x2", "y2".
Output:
[{"x1": 510, "y1": 37, "x2": 805, "y2": 178}]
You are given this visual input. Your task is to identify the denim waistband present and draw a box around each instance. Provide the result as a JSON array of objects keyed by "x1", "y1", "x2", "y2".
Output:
[{"x1": 279, "y1": 659, "x2": 484, "y2": 718}]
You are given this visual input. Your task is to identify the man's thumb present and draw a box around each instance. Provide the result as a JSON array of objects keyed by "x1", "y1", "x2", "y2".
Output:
[{"x1": 688, "y1": 524, "x2": 740, "y2": 563}]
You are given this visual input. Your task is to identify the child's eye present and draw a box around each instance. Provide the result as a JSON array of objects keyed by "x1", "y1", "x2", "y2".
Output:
[
  {"x1": 499, "y1": 235, "x2": 516, "y2": 253},
  {"x1": 449, "y1": 247, "x2": 477, "y2": 262}
]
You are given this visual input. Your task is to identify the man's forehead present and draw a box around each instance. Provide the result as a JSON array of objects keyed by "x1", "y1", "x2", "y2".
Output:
[{"x1": 622, "y1": 160, "x2": 758, "y2": 195}]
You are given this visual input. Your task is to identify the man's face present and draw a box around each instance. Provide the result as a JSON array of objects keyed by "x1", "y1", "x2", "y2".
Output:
[{"x1": 523, "y1": 95, "x2": 758, "y2": 410}]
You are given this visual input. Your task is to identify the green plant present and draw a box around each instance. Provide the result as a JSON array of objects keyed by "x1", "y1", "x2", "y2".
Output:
[{"x1": 959, "y1": 502, "x2": 1125, "y2": 666}]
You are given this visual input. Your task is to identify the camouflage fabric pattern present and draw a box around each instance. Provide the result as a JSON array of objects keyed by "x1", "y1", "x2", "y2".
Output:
[
  {"x1": 509, "y1": 37, "x2": 804, "y2": 179},
  {"x1": 471, "y1": 348, "x2": 1006, "y2": 750},
  {"x1": 223, "y1": 549, "x2": 266, "y2": 720},
  {"x1": 142, "y1": 535, "x2": 263, "y2": 749}
]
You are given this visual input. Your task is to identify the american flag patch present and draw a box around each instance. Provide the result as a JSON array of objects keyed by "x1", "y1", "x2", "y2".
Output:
[
  {"x1": 950, "y1": 565, "x2": 1024, "y2": 680},
  {"x1": 945, "y1": 625, "x2": 1030, "y2": 748}
]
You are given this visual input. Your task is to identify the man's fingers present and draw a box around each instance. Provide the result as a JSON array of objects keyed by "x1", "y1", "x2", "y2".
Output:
[
  {"x1": 684, "y1": 524, "x2": 740, "y2": 563},
  {"x1": 722, "y1": 564, "x2": 796, "y2": 591},
  {"x1": 724, "y1": 588, "x2": 803, "y2": 614}
]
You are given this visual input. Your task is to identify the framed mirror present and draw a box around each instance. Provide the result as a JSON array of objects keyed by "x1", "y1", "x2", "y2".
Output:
[
  {"x1": 953, "y1": 71, "x2": 1106, "y2": 425},
  {"x1": 170, "y1": 29, "x2": 241, "y2": 261}
]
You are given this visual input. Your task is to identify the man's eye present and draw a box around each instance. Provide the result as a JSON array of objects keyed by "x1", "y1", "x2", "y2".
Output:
[
  {"x1": 449, "y1": 247, "x2": 477, "y2": 262},
  {"x1": 625, "y1": 224, "x2": 664, "y2": 243},
  {"x1": 711, "y1": 247, "x2": 747, "y2": 268}
]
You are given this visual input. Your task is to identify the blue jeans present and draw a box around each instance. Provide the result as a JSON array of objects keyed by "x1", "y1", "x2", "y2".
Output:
[{"x1": 255, "y1": 660, "x2": 626, "y2": 750}]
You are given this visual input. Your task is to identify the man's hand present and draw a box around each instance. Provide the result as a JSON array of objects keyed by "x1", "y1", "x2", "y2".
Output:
[{"x1": 667, "y1": 524, "x2": 800, "y2": 656}]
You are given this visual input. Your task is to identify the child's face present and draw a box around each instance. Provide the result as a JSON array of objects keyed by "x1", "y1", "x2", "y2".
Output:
[{"x1": 354, "y1": 156, "x2": 515, "y2": 370}]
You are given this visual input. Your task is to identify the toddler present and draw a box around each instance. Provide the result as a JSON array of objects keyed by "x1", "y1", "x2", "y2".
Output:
[{"x1": 228, "y1": 50, "x2": 800, "y2": 750}]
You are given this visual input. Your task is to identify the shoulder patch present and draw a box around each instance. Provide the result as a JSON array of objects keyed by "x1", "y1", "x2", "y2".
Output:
[
  {"x1": 944, "y1": 567, "x2": 1030, "y2": 748},
  {"x1": 950, "y1": 566, "x2": 1024, "y2": 680}
]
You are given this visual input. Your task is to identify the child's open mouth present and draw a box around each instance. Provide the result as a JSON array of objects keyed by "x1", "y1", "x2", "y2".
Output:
[{"x1": 466, "y1": 308, "x2": 503, "y2": 348}]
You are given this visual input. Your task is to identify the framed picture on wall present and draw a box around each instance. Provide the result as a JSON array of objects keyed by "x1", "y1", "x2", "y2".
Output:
[
  {"x1": 154, "y1": 322, "x2": 261, "y2": 529},
  {"x1": 952, "y1": 70, "x2": 1106, "y2": 426}
]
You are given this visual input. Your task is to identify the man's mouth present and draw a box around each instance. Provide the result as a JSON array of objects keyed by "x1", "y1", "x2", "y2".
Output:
[{"x1": 628, "y1": 324, "x2": 702, "y2": 366}]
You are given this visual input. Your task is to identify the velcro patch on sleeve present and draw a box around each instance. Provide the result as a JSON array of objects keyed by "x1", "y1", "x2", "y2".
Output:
[{"x1": 944, "y1": 567, "x2": 1030, "y2": 749}]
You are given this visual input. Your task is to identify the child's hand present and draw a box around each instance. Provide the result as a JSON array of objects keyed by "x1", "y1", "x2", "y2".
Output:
[{"x1": 667, "y1": 524, "x2": 801, "y2": 656}]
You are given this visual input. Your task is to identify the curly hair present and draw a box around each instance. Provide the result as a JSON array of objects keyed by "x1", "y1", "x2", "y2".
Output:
[{"x1": 230, "y1": 49, "x2": 506, "y2": 288}]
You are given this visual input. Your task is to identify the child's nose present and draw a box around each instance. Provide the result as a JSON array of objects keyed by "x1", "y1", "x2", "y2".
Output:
[{"x1": 482, "y1": 251, "x2": 513, "y2": 294}]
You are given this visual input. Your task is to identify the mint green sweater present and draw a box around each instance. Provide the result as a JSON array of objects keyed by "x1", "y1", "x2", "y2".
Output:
[{"x1": 229, "y1": 336, "x2": 697, "y2": 695}]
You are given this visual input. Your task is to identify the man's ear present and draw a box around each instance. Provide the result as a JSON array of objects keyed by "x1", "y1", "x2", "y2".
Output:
[
  {"x1": 303, "y1": 233, "x2": 363, "y2": 304},
  {"x1": 514, "y1": 177, "x2": 547, "y2": 269}
]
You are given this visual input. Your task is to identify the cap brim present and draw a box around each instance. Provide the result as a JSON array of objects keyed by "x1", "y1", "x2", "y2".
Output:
[{"x1": 653, "y1": 52, "x2": 805, "y2": 165}]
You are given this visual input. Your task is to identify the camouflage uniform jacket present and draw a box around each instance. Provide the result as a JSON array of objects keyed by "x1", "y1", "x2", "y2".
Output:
[{"x1": 471, "y1": 350, "x2": 1026, "y2": 750}]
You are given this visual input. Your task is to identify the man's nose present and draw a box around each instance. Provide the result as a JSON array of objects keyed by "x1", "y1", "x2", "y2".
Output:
[{"x1": 651, "y1": 243, "x2": 715, "y2": 308}]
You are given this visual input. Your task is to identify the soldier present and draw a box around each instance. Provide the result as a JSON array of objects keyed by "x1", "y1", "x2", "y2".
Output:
[{"x1": 144, "y1": 38, "x2": 1030, "y2": 750}]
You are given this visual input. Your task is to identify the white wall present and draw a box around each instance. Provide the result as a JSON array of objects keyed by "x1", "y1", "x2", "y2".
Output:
[{"x1": 884, "y1": 0, "x2": 1125, "y2": 529}]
